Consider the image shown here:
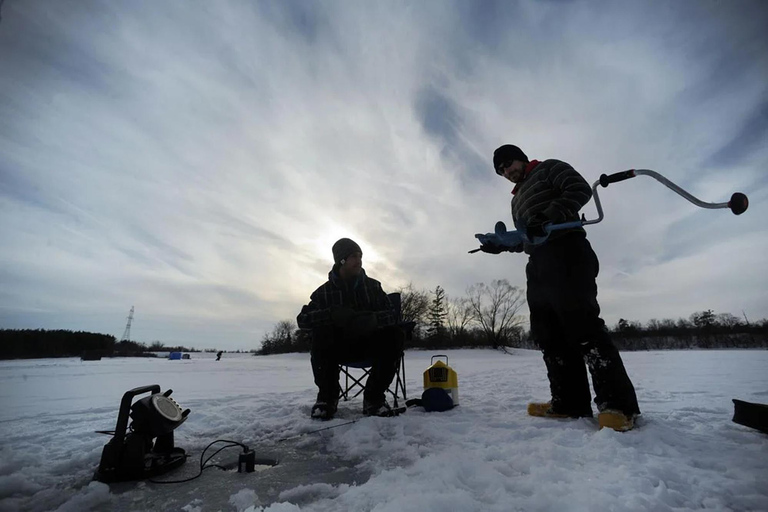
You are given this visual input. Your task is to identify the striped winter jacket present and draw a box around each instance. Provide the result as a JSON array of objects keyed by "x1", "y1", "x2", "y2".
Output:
[
  {"x1": 511, "y1": 159, "x2": 592, "y2": 251},
  {"x1": 296, "y1": 267, "x2": 396, "y2": 330}
]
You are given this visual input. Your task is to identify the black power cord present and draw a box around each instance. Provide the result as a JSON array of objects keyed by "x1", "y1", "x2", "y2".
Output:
[{"x1": 150, "y1": 439, "x2": 250, "y2": 484}]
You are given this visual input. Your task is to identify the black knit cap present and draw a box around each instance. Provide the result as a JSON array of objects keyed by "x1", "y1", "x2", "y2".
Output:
[
  {"x1": 493, "y1": 144, "x2": 529, "y2": 171},
  {"x1": 332, "y1": 238, "x2": 362, "y2": 264}
]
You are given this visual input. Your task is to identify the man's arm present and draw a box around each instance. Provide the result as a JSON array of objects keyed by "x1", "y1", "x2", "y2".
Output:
[
  {"x1": 541, "y1": 161, "x2": 593, "y2": 224},
  {"x1": 296, "y1": 289, "x2": 334, "y2": 330},
  {"x1": 370, "y1": 281, "x2": 397, "y2": 327}
]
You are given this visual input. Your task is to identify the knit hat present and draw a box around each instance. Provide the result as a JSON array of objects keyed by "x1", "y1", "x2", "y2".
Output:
[
  {"x1": 493, "y1": 144, "x2": 529, "y2": 171},
  {"x1": 332, "y1": 238, "x2": 362, "y2": 264}
]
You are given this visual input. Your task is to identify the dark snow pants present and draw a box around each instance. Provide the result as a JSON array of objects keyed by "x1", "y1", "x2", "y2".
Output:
[
  {"x1": 310, "y1": 325, "x2": 404, "y2": 404},
  {"x1": 526, "y1": 232, "x2": 640, "y2": 417}
]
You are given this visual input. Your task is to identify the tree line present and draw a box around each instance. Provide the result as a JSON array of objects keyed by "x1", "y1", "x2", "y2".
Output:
[
  {"x1": 0, "y1": 329, "x2": 118, "y2": 360},
  {"x1": 0, "y1": 329, "x2": 227, "y2": 360},
  {"x1": 259, "y1": 280, "x2": 525, "y2": 354},
  {"x1": 257, "y1": 282, "x2": 768, "y2": 355},
  {"x1": 3, "y1": 291, "x2": 765, "y2": 359},
  {"x1": 609, "y1": 309, "x2": 768, "y2": 350}
]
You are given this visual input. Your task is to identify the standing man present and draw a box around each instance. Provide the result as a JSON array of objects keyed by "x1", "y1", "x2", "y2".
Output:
[
  {"x1": 297, "y1": 238, "x2": 404, "y2": 420},
  {"x1": 481, "y1": 144, "x2": 640, "y2": 431}
]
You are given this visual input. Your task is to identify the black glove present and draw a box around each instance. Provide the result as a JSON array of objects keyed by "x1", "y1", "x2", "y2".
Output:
[
  {"x1": 480, "y1": 242, "x2": 523, "y2": 254},
  {"x1": 480, "y1": 243, "x2": 507, "y2": 254},
  {"x1": 330, "y1": 305, "x2": 356, "y2": 328},
  {"x1": 525, "y1": 214, "x2": 550, "y2": 239},
  {"x1": 345, "y1": 311, "x2": 378, "y2": 338}
]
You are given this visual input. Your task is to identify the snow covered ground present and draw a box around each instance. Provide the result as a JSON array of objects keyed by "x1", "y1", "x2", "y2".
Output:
[{"x1": 1, "y1": 348, "x2": 766, "y2": 512}]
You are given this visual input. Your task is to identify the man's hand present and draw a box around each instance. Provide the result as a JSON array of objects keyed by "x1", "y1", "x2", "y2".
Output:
[
  {"x1": 526, "y1": 213, "x2": 551, "y2": 239},
  {"x1": 480, "y1": 243, "x2": 506, "y2": 254},
  {"x1": 330, "y1": 305, "x2": 356, "y2": 327},
  {"x1": 480, "y1": 242, "x2": 523, "y2": 254},
  {"x1": 345, "y1": 311, "x2": 378, "y2": 338}
]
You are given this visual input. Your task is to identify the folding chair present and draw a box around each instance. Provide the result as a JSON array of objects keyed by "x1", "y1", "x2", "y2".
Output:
[{"x1": 338, "y1": 292, "x2": 414, "y2": 408}]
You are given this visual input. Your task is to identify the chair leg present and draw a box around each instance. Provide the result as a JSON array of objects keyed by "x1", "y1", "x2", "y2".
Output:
[
  {"x1": 387, "y1": 355, "x2": 407, "y2": 408},
  {"x1": 339, "y1": 365, "x2": 370, "y2": 402},
  {"x1": 340, "y1": 355, "x2": 407, "y2": 408},
  {"x1": 400, "y1": 354, "x2": 407, "y2": 400}
]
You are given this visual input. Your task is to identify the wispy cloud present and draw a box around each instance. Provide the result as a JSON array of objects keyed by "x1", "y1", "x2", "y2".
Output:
[{"x1": 1, "y1": 0, "x2": 766, "y2": 349}]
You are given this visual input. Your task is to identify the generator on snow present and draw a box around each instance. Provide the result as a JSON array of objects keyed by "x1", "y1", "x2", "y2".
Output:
[{"x1": 94, "y1": 385, "x2": 190, "y2": 483}]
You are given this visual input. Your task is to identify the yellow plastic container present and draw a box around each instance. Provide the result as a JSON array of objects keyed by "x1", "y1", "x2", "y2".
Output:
[{"x1": 423, "y1": 355, "x2": 459, "y2": 406}]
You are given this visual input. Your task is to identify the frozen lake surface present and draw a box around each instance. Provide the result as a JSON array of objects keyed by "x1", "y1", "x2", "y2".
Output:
[{"x1": 1, "y1": 349, "x2": 767, "y2": 511}]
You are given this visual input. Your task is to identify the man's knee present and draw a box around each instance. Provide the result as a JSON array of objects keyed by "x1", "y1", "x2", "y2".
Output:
[{"x1": 310, "y1": 326, "x2": 339, "y2": 353}]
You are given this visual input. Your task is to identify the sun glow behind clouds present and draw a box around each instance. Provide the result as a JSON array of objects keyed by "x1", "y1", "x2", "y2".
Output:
[
  {"x1": 0, "y1": 1, "x2": 766, "y2": 349},
  {"x1": 305, "y1": 220, "x2": 385, "y2": 269}
]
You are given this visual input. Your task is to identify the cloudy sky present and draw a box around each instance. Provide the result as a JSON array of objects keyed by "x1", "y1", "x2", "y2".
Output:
[{"x1": 1, "y1": 0, "x2": 766, "y2": 350}]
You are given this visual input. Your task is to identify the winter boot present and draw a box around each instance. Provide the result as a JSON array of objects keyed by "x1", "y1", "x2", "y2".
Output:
[
  {"x1": 598, "y1": 410, "x2": 636, "y2": 432},
  {"x1": 528, "y1": 401, "x2": 593, "y2": 419},
  {"x1": 311, "y1": 398, "x2": 338, "y2": 421},
  {"x1": 363, "y1": 398, "x2": 396, "y2": 417},
  {"x1": 527, "y1": 402, "x2": 572, "y2": 418}
]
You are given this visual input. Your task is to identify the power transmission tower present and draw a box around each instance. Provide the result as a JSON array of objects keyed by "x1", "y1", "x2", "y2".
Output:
[{"x1": 121, "y1": 306, "x2": 134, "y2": 342}]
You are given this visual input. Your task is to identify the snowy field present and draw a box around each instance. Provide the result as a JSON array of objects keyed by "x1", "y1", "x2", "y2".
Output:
[{"x1": 1, "y1": 348, "x2": 767, "y2": 512}]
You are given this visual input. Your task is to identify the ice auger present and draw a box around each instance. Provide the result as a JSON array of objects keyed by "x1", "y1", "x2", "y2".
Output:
[{"x1": 470, "y1": 169, "x2": 749, "y2": 252}]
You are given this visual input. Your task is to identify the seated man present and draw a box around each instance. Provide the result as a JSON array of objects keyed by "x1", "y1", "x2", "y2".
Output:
[{"x1": 297, "y1": 238, "x2": 404, "y2": 420}]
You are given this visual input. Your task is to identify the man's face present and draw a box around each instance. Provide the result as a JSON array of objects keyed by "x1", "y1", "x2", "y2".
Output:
[
  {"x1": 341, "y1": 251, "x2": 363, "y2": 276},
  {"x1": 497, "y1": 160, "x2": 526, "y2": 183}
]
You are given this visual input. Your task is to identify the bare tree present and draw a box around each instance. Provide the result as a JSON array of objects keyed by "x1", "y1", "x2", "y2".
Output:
[
  {"x1": 397, "y1": 282, "x2": 430, "y2": 331},
  {"x1": 445, "y1": 296, "x2": 474, "y2": 339},
  {"x1": 466, "y1": 280, "x2": 526, "y2": 348},
  {"x1": 716, "y1": 313, "x2": 742, "y2": 330},
  {"x1": 259, "y1": 319, "x2": 297, "y2": 354}
]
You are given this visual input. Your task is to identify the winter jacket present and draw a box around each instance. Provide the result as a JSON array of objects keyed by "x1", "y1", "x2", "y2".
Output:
[
  {"x1": 296, "y1": 266, "x2": 396, "y2": 330},
  {"x1": 511, "y1": 159, "x2": 592, "y2": 251}
]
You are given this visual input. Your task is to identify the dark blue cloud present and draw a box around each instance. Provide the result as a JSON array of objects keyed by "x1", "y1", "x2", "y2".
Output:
[
  {"x1": 210, "y1": 211, "x2": 293, "y2": 248},
  {"x1": 123, "y1": 224, "x2": 195, "y2": 271},
  {"x1": 414, "y1": 86, "x2": 488, "y2": 181},
  {"x1": 415, "y1": 87, "x2": 460, "y2": 146},
  {"x1": 706, "y1": 99, "x2": 768, "y2": 168},
  {"x1": 0, "y1": 2, "x2": 117, "y2": 96},
  {"x1": 656, "y1": 3, "x2": 768, "y2": 172},
  {"x1": 257, "y1": 0, "x2": 330, "y2": 45},
  {"x1": 453, "y1": 1, "x2": 524, "y2": 51},
  {"x1": 679, "y1": 3, "x2": 768, "y2": 104},
  {"x1": 656, "y1": 198, "x2": 763, "y2": 264},
  {"x1": 0, "y1": 157, "x2": 67, "y2": 215}
]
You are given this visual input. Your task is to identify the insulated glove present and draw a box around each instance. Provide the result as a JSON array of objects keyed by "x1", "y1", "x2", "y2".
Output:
[
  {"x1": 345, "y1": 311, "x2": 378, "y2": 338},
  {"x1": 480, "y1": 242, "x2": 522, "y2": 254},
  {"x1": 330, "y1": 305, "x2": 356, "y2": 328},
  {"x1": 480, "y1": 243, "x2": 506, "y2": 254},
  {"x1": 525, "y1": 214, "x2": 551, "y2": 239}
]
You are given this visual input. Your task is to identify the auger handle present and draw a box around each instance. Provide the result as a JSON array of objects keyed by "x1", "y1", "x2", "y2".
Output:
[
  {"x1": 599, "y1": 170, "x2": 636, "y2": 187},
  {"x1": 596, "y1": 169, "x2": 749, "y2": 216}
]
